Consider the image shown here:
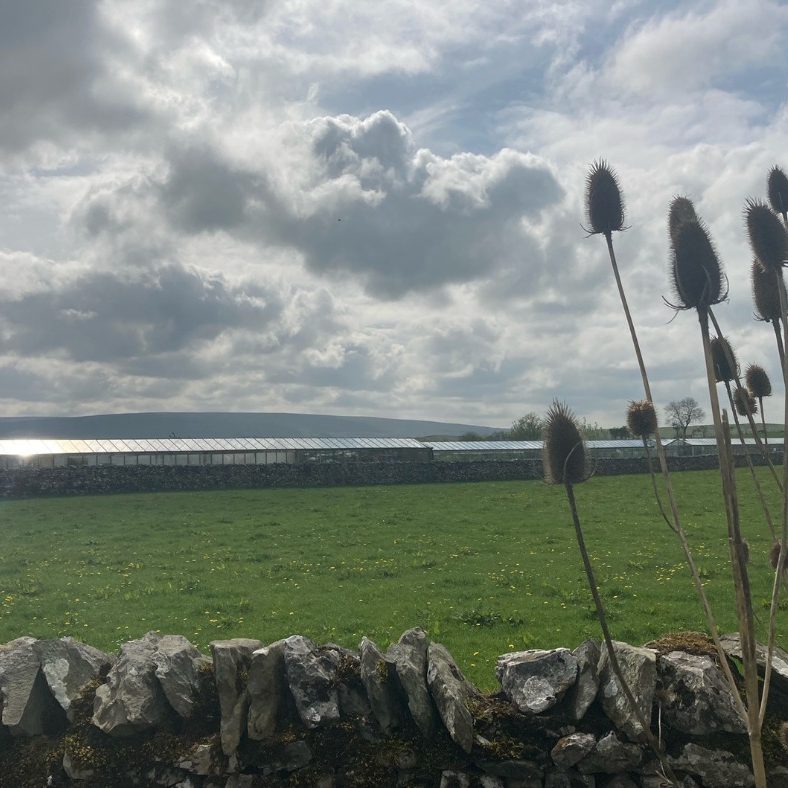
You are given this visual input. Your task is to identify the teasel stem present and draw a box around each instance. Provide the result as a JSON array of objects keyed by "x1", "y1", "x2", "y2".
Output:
[
  {"x1": 721, "y1": 379, "x2": 777, "y2": 539},
  {"x1": 641, "y1": 437, "x2": 673, "y2": 532},
  {"x1": 759, "y1": 273, "x2": 788, "y2": 730},
  {"x1": 699, "y1": 309, "x2": 765, "y2": 787},
  {"x1": 772, "y1": 319, "x2": 785, "y2": 369},
  {"x1": 602, "y1": 232, "x2": 747, "y2": 722},
  {"x1": 563, "y1": 480, "x2": 679, "y2": 785},
  {"x1": 758, "y1": 397, "x2": 769, "y2": 448},
  {"x1": 709, "y1": 309, "x2": 782, "y2": 492}
]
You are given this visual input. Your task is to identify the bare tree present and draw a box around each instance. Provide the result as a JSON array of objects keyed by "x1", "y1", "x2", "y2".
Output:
[{"x1": 665, "y1": 397, "x2": 705, "y2": 439}]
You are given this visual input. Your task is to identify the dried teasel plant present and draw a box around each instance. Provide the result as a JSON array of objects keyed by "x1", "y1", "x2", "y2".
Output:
[
  {"x1": 751, "y1": 260, "x2": 784, "y2": 364},
  {"x1": 543, "y1": 402, "x2": 677, "y2": 782},
  {"x1": 733, "y1": 386, "x2": 757, "y2": 418},
  {"x1": 584, "y1": 161, "x2": 745, "y2": 786},
  {"x1": 710, "y1": 336, "x2": 738, "y2": 382},
  {"x1": 746, "y1": 364, "x2": 772, "y2": 445},
  {"x1": 669, "y1": 207, "x2": 768, "y2": 785},
  {"x1": 770, "y1": 541, "x2": 787, "y2": 575},
  {"x1": 584, "y1": 160, "x2": 625, "y2": 236},
  {"x1": 627, "y1": 400, "x2": 657, "y2": 438},
  {"x1": 746, "y1": 364, "x2": 772, "y2": 399},
  {"x1": 746, "y1": 199, "x2": 788, "y2": 273},
  {"x1": 667, "y1": 219, "x2": 728, "y2": 312},
  {"x1": 768, "y1": 165, "x2": 788, "y2": 220},
  {"x1": 627, "y1": 401, "x2": 671, "y2": 531},
  {"x1": 668, "y1": 196, "x2": 698, "y2": 247},
  {"x1": 542, "y1": 401, "x2": 589, "y2": 485}
]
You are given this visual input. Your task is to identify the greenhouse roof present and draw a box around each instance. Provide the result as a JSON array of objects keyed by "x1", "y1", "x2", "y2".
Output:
[
  {"x1": 425, "y1": 439, "x2": 651, "y2": 451},
  {"x1": 0, "y1": 437, "x2": 427, "y2": 456}
]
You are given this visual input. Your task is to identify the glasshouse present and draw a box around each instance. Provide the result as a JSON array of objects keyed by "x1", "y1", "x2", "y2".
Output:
[
  {"x1": 0, "y1": 437, "x2": 431, "y2": 469},
  {"x1": 0, "y1": 436, "x2": 781, "y2": 470},
  {"x1": 424, "y1": 439, "x2": 654, "y2": 462}
]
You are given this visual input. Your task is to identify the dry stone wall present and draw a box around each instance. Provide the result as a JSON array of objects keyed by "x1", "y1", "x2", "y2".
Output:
[
  {"x1": 0, "y1": 629, "x2": 786, "y2": 787},
  {"x1": 0, "y1": 454, "x2": 781, "y2": 498}
]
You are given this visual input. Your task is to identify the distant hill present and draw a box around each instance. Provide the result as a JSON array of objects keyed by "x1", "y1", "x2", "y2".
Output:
[{"x1": 0, "y1": 412, "x2": 503, "y2": 440}]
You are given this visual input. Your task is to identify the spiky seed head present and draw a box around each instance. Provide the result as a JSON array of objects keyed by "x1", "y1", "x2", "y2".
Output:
[
  {"x1": 670, "y1": 220, "x2": 725, "y2": 311},
  {"x1": 746, "y1": 198, "x2": 787, "y2": 272},
  {"x1": 767, "y1": 165, "x2": 788, "y2": 215},
  {"x1": 770, "y1": 541, "x2": 787, "y2": 575},
  {"x1": 668, "y1": 196, "x2": 698, "y2": 247},
  {"x1": 627, "y1": 400, "x2": 657, "y2": 438},
  {"x1": 745, "y1": 364, "x2": 771, "y2": 398},
  {"x1": 710, "y1": 337, "x2": 738, "y2": 382},
  {"x1": 585, "y1": 160, "x2": 625, "y2": 236},
  {"x1": 733, "y1": 387, "x2": 757, "y2": 417},
  {"x1": 543, "y1": 401, "x2": 587, "y2": 486},
  {"x1": 751, "y1": 259, "x2": 782, "y2": 321}
]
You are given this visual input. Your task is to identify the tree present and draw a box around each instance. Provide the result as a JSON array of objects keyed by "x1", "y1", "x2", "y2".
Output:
[
  {"x1": 509, "y1": 412, "x2": 544, "y2": 440},
  {"x1": 665, "y1": 397, "x2": 705, "y2": 440},
  {"x1": 609, "y1": 425, "x2": 629, "y2": 440}
]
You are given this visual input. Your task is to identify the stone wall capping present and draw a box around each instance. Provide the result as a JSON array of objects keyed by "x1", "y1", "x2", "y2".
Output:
[{"x1": 0, "y1": 629, "x2": 782, "y2": 785}]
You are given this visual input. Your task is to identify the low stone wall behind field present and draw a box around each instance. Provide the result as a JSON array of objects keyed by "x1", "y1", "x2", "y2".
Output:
[{"x1": 0, "y1": 453, "x2": 781, "y2": 498}]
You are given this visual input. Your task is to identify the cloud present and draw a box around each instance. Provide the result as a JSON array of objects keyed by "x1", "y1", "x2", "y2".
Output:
[
  {"x1": 0, "y1": 0, "x2": 148, "y2": 155},
  {"x1": 0, "y1": 263, "x2": 281, "y2": 362},
  {"x1": 77, "y1": 110, "x2": 564, "y2": 298},
  {"x1": 607, "y1": 0, "x2": 788, "y2": 96}
]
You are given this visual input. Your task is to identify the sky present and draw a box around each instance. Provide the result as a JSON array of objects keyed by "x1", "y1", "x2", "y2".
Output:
[{"x1": 1, "y1": 0, "x2": 787, "y2": 429}]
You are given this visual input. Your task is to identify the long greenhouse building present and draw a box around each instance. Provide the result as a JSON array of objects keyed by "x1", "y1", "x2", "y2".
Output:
[{"x1": 0, "y1": 436, "x2": 781, "y2": 469}]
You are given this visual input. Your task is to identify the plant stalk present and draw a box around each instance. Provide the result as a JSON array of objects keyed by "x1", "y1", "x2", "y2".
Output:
[
  {"x1": 699, "y1": 310, "x2": 766, "y2": 788},
  {"x1": 564, "y1": 481, "x2": 679, "y2": 786},
  {"x1": 709, "y1": 309, "x2": 781, "y2": 490},
  {"x1": 722, "y1": 380, "x2": 776, "y2": 540},
  {"x1": 602, "y1": 233, "x2": 747, "y2": 720}
]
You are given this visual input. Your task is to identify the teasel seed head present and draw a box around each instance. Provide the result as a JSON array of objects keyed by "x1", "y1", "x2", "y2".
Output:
[
  {"x1": 626, "y1": 400, "x2": 658, "y2": 438},
  {"x1": 745, "y1": 364, "x2": 771, "y2": 399},
  {"x1": 710, "y1": 336, "x2": 738, "y2": 382},
  {"x1": 543, "y1": 400, "x2": 588, "y2": 486},
  {"x1": 770, "y1": 541, "x2": 787, "y2": 575},
  {"x1": 768, "y1": 165, "x2": 788, "y2": 215},
  {"x1": 668, "y1": 196, "x2": 698, "y2": 247},
  {"x1": 585, "y1": 160, "x2": 625, "y2": 236},
  {"x1": 751, "y1": 259, "x2": 782, "y2": 321},
  {"x1": 746, "y1": 198, "x2": 787, "y2": 273},
  {"x1": 669, "y1": 219, "x2": 726, "y2": 312},
  {"x1": 733, "y1": 386, "x2": 757, "y2": 417}
]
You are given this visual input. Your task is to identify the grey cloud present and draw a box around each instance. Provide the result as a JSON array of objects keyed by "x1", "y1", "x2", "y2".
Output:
[
  {"x1": 159, "y1": 145, "x2": 265, "y2": 233},
  {"x1": 0, "y1": 0, "x2": 147, "y2": 153},
  {"x1": 0, "y1": 264, "x2": 281, "y2": 363}
]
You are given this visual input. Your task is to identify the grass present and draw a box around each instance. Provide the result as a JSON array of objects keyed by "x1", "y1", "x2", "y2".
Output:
[{"x1": 0, "y1": 468, "x2": 784, "y2": 690}]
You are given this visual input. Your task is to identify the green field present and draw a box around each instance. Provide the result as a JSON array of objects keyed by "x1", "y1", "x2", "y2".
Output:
[{"x1": 0, "y1": 469, "x2": 784, "y2": 689}]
